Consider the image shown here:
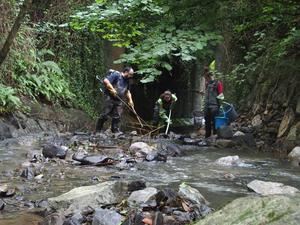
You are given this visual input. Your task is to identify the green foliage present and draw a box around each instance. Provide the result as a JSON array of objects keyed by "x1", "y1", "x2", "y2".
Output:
[
  {"x1": 0, "y1": 84, "x2": 22, "y2": 113},
  {"x1": 13, "y1": 49, "x2": 75, "y2": 104},
  {"x1": 71, "y1": 0, "x2": 222, "y2": 82}
]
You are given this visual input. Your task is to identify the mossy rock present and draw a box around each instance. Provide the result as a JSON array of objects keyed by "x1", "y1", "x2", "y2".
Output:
[{"x1": 195, "y1": 194, "x2": 300, "y2": 225}]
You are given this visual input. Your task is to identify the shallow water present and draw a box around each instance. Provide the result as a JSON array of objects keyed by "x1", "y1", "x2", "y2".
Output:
[{"x1": 1, "y1": 134, "x2": 300, "y2": 224}]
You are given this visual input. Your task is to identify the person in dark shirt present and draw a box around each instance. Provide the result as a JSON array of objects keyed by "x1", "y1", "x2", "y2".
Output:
[
  {"x1": 202, "y1": 67, "x2": 224, "y2": 138},
  {"x1": 96, "y1": 67, "x2": 134, "y2": 133},
  {"x1": 153, "y1": 90, "x2": 177, "y2": 127}
]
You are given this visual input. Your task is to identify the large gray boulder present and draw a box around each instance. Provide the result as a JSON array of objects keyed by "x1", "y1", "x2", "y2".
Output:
[
  {"x1": 194, "y1": 194, "x2": 300, "y2": 225},
  {"x1": 178, "y1": 183, "x2": 208, "y2": 205},
  {"x1": 127, "y1": 187, "x2": 158, "y2": 208},
  {"x1": 288, "y1": 146, "x2": 300, "y2": 166},
  {"x1": 247, "y1": 180, "x2": 299, "y2": 195},
  {"x1": 48, "y1": 181, "x2": 128, "y2": 213}
]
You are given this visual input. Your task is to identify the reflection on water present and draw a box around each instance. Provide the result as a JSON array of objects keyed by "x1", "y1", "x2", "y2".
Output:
[{"x1": 1, "y1": 135, "x2": 300, "y2": 224}]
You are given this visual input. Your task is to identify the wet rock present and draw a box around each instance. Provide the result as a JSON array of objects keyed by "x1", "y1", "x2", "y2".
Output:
[
  {"x1": 20, "y1": 166, "x2": 36, "y2": 180},
  {"x1": 73, "y1": 155, "x2": 115, "y2": 166},
  {"x1": 0, "y1": 122, "x2": 13, "y2": 140},
  {"x1": 63, "y1": 212, "x2": 85, "y2": 225},
  {"x1": 92, "y1": 208, "x2": 122, "y2": 225},
  {"x1": 42, "y1": 143, "x2": 68, "y2": 159},
  {"x1": 194, "y1": 194, "x2": 300, "y2": 225},
  {"x1": 216, "y1": 139, "x2": 236, "y2": 148},
  {"x1": 39, "y1": 212, "x2": 65, "y2": 225},
  {"x1": 247, "y1": 180, "x2": 299, "y2": 195},
  {"x1": 48, "y1": 181, "x2": 128, "y2": 213},
  {"x1": 215, "y1": 155, "x2": 244, "y2": 167},
  {"x1": 217, "y1": 126, "x2": 233, "y2": 139},
  {"x1": 128, "y1": 181, "x2": 146, "y2": 192},
  {"x1": 288, "y1": 146, "x2": 300, "y2": 166},
  {"x1": 233, "y1": 131, "x2": 245, "y2": 137},
  {"x1": 128, "y1": 187, "x2": 158, "y2": 208},
  {"x1": 182, "y1": 138, "x2": 201, "y2": 145},
  {"x1": 173, "y1": 211, "x2": 191, "y2": 222},
  {"x1": 178, "y1": 183, "x2": 209, "y2": 205},
  {"x1": 145, "y1": 152, "x2": 167, "y2": 162},
  {"x1": 152, "y1": 211, "x2": 164, "y2": 225},
  {"x1": 158, "y1": 143, "x2": 182, "y2": 157},
  {"x1": 121, "y1": 212, "x2": 144, "y2": 225},
  {"x1": 232, "y1": 133, "x2": 256, "y2": 148},
  {"x1": 0, "y1": 199, "x2": 5, "y2": 210},
  {"x1": 129, "y1": 142, "x2": 155, "y2": 156}
]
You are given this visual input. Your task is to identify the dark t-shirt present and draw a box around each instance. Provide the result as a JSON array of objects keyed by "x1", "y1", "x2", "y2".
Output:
[{"x1": 104, "y1": 71, "x2": 130, "y2": 98}]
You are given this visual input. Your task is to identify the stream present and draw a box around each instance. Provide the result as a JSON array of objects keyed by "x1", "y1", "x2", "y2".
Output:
[{"x1": 1, "y1": 133, "x2": 300, "y2": 225}]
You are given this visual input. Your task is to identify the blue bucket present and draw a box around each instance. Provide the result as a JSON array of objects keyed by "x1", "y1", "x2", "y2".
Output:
[{"x1": 215, "y1": 117, "x2": 228, "y2": 129}]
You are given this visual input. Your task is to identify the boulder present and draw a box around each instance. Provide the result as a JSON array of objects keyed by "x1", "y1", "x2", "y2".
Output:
[
  {"x1": 48, "y1": 181, "x2": 128, "y2": 213},
  {"x1": 42, "y1": 143, "x2": 68, "y2": 159},
  {"x1": 127, "y1": 187, "x2": 158, "y2": 208},
  {"x1": 129, "y1": 142, "x2": 155, "y2": 156},
  {"x1": 215, "y1": 155, "x2": 244, "y2": 167},
  {"x1": 194, "y1": 194, "x2": 300, "y2": 225},
  {"x1": 288, "y1": 146, "x2": 300, "y2": 165},
  {"x1": 92, "y1": 208, "x2": 122, "y2": 225},
  {"x1": 247, "y1": 180, "x2": 299, "y2": 195},
  {"x1": 216, "y1": 139, "x2": 236, "y2": 148},
  {"x1": 128, "y1": 181, "x2": 146, "y2": 192},
  {"x1": 217, "y1": 126, "x2": 233, "y2": 139},
  {"x1": 178, "y1": 183, "x2": 209, "y2": 205},
  {"x1": 232, "y1": 133, "x2": 256, "y2": 148}
]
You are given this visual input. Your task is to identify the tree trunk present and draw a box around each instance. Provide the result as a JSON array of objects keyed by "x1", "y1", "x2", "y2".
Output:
[{"x1": 0, "y1": 0, "x2": 32, "y2": 66}]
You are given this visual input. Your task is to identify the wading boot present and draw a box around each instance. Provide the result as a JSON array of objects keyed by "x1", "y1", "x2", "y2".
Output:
[{"x1": 95, "y1": 117, "x2": 106, "y2": 132}]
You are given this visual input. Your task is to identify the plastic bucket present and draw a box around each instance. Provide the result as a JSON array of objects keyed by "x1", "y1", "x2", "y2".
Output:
[
  {"x1": 215, "y1": 117, "x2": 228, "y2": 129},
  {"x1": 220, "y1": 102, "x2": 238, "y2": 123}
]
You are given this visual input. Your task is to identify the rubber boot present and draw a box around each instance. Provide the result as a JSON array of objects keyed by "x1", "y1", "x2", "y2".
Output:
[
  {"x1": 111, "y1": 118, "x2": 120, "y2": 133},
  {"x1": 95, "y1": 117, "x2": 106, "y2": 132}
]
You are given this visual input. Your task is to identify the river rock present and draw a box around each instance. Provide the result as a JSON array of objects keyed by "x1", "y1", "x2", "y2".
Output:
[
  {"x1": 178, "y1": 183, "x2": 209, "y2": 205},
  {"x1": 92, "y1": 208, "x2": 122, "y2": 225},
  {"x1": 0, "y1": 199, "x2": 5, "y2": 210},
  {"x1": 20, "y1": 166, "x2": 36, "y2": 180},
  {"x1": 217, "y1": 126, "x2": 233, "y2": 139},
  {"x1": 233, "y1": 131, "x2": 245, "y2": 137},
  {"x1": 247, "y1": 180, "x2": 299, "y2": 195},
  {"x1": 42, "y1": 143, "x2": 68, "y2": 159},
  {"x1": 128, "y1": 181, "x2": 146, "y2": 192},
  {"x1": 195, "y1": 194, "x2": 300, "y2": 225},
  {"x1": 72, "y1": 155, "x2": 115, "y2": 166},
  {"x1": 216, "y1": 139, "x2": 236, "y2": 148},
  {"x1": 39, "y1": 212, "x2": 65, "y2": 225},
  {"x1": 288, "y1": 146, "x2": 300, "y2": 166},
  {"x1": 0, "y1": 122, "x2": 13, "y2": 140},
  {"x1": 48, "y1": 181, "x2": 128, "y2": 213},
  {"x1": 232, "y1": 133, "x2": 256, "y2": 148},
  {"x1": 127, "y1": 187, "x2": 158, "y2": 208},
  {"x1": 129, "y1": 142, "x2": 155, "y2": 156},
  {"x1": 215, "y1": 155, "x2": 243, "y2": 167}
]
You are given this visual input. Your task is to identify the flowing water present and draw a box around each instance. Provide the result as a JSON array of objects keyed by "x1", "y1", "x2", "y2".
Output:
[{"x1": 1, "y1": 134, "x2": 300, "y2": 224}]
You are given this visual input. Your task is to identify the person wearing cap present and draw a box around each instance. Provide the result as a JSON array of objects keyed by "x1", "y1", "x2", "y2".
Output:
[
  {"x1": 96, "y1": 67, "x2": 134, "y2": 133},
  {"x1": 153, "y1": 90, "x2": 177, "y2": 127},
  {"x1": 202, "y1": 66, "x2": 224, "y2": 138}
]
